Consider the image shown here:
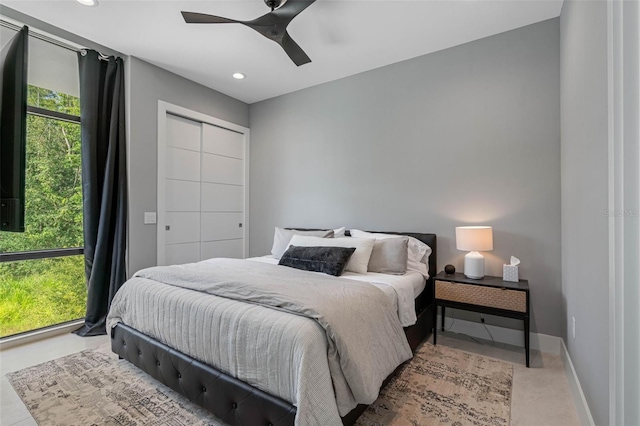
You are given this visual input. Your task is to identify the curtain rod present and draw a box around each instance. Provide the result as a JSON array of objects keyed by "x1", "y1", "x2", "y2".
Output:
[{"x1": 1, "y1": 19, "x2": 111, "y2": 60}]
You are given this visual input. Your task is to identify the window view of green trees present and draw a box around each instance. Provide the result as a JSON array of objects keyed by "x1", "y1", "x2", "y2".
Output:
[{"x1": 0, "y1": 86, "x2": 86, "y2": 338}]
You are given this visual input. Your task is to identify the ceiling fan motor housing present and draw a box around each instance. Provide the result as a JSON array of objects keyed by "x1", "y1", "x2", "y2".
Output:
[{"x1": 264, "y1": 0, "x2": 283, "y2": 10}]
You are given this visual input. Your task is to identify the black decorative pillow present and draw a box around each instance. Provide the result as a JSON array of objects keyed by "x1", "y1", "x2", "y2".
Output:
[{"x1": 279, "y1": 245, "x2": 356, "y2": 277}]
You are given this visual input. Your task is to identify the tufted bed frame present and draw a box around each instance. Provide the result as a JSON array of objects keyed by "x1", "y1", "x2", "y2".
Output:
[{"x1": 111, "y1": 231, "x2": 436, "y2": 426}]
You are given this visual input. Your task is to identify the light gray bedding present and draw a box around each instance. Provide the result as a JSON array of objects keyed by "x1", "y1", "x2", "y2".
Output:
[{"x1": 107, "y1": 259, "x2": 412, "y2": 426}]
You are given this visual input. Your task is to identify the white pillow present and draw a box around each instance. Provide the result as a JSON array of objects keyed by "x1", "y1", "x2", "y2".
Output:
[
  {"x1": 333, "y1": 227, "x2": 346, "y2": 237},
  {"x1": 350, "y1": 229, "x2": 431, "y2": 277},
  {"x1": 271, "y1": 227, "x2": 334, "y2": 259},
  {"x1": 288, "y1": 235, "x2": 374, "y2": 274}
]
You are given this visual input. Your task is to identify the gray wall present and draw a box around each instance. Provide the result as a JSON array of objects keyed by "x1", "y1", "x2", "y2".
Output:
[
  {"x1": 249, "y1": 19, "x2": 561, "y2": 337},
  {"x1": 127, "y1": 57, "x2": 249, "y2": 275},
  {"x1": 560, "y1": 1, "x2": 609, "y2": 424}
]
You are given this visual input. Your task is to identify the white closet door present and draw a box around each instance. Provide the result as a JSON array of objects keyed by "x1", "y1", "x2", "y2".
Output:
[
  {"x1": 158, "y1": 109, "x2": 247, "y2": 266},
  {"x1": 200, "y1": 123, "x2": 245, "y2": 260},
  {"x1": 163, "y1": 114, "x2": 201, "y2": 265}
]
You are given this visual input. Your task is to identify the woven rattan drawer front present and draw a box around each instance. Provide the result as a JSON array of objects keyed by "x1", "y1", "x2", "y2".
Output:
[{"x1": 435, "y1": 280, "x2": 527, "y2": 313}]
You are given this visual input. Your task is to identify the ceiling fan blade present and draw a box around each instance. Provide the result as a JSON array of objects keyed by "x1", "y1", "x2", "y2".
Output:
[
  {"x1": 280, "y1": 31, "x2": 311, "y2": 66},
  {"x1": 181, "y1": 11, "x2": 238, "y2": 24},
  {"x1": 272, "y1": 0, "x2": 316, "y2": 22},
  {"x1": 182, "y1": 3, "x2": 314, "y2": 66}
]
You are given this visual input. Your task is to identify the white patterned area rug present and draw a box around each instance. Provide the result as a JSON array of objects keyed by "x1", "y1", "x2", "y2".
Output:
[
  {"x1": 6, "y1": 342, "x2": 512, "y2": 426},
  {"x1": 6, "y1": 344, "x2": 222, "y2": 425},
  {"x1": 355, "y1": 342, "x2": 513, "y2": 426}
]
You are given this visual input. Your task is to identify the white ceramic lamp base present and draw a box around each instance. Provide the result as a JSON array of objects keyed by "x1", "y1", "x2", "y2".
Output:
[{"x1": 464, "y1": 251, "x2": 485, "y2": 279}]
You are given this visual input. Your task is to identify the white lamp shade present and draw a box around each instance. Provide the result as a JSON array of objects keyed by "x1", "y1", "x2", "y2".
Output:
[{"x1": 456, "y1": 226, "x2": 493, "y2": 252}]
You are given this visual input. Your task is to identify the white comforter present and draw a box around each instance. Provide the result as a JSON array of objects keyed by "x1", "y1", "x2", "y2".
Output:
[{"x1": 107, "y1": 258, "x2": 417, "y2": 426}]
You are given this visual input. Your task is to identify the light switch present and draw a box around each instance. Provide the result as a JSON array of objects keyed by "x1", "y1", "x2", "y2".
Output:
[{"x1": 144, "y1": 212, "x2": 157, "y2": 224}]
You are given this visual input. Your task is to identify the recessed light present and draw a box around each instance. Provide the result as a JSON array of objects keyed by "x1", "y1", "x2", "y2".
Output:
[
  {"x1": 77, "y1": 0, "x2": 98, "y2": 6},
  {"x1": 232, "y1": 73, "x2": 246, "y2": 80}
]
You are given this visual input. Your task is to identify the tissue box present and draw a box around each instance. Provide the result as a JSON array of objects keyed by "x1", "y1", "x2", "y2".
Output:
[{"x1": 503, "y1": 265, "x2": 519, "y2": 282}]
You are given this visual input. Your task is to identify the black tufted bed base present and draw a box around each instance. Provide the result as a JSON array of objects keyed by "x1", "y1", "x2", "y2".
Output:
[
  {"x1": 111, "y1": 323, "x2": 297, "y2": 426},
  {"x1": 111, "y1": 231, "x2": 436, "y2": 426},
  {"x1": 111, "y1": 302, "x2": 433, "y2": 426}
]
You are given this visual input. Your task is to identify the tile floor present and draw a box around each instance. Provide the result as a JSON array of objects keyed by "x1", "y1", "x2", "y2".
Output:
[
  {"x1": 0, "y1": 330, "x2": 581, "y2": 426},
  {"x1": 437, "y1": 332, "x2": 581, "y2": 426}
]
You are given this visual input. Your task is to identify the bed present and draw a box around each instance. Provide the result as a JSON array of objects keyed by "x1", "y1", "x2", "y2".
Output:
[{"x1": 108, "y1": 231, "x2": 436, "y2": 426}]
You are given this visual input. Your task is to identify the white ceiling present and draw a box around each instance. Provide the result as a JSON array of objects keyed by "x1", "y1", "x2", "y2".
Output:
[{"x1": 3, "y1": 0, "x2": 563, "y2": 104}]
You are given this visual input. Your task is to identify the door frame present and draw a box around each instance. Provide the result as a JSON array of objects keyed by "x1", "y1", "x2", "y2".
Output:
[
  {"x1": 157, "y1": 100, "x2": 250, "y2": 265},
  {"x1": 607, "y1": 1, "x2": 640, "y2": 424}
]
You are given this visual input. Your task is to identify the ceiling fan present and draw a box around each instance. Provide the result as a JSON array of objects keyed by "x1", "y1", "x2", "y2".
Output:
[{"x1": 181, "y1": 0, "x2": 316, "y2": 66}]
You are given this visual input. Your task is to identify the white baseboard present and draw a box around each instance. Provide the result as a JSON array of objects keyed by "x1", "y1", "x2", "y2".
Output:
[
  {"x1": 0, "y1": 320, "x2": 83, "y2": 351},
  {"x1": 561, "y1": 339, "x2": 596, "y2": 426},
  {"x1": 437, "y1": 314, "x2": 561, "y2": 355}
]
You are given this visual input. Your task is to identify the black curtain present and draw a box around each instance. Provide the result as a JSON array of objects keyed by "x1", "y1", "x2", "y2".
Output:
[{"x1": 75, "y1": 49, "x2": 127, "y2": 337}]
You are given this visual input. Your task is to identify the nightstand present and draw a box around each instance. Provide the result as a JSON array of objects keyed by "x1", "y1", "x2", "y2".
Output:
[{"x1": 433, "y1": 271, "x2": 531, "y2": 367}]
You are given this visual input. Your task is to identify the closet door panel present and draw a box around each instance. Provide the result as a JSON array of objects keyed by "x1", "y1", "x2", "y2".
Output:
[
  {"x1": 201, "y1": 212, "x2": 243, "y2": 242},
  {"x1": 165, "y1": 242, "x2": 200, "y2": 265},
  {"x1": 165, "y1": 212, "x2": 200, "y2": 245},
  {"x1": 201, "y1": 240, "x2": 243, "y2": 260},
  {"x1": 201, "y1": 183, "x2": 243, "y2": 212},
  {"x1": 203, "y1": 124, "x2": 244, "y2": 159},
  {"x1": 201, "y1": 154, "x2": 243, "y2": 185},
  {"x1": 166, "y1": 115, "x2": 201, "y2": 152},
  {"x1": 166, "y1": 147, "x2": 200, "y2": 182},
  {"x1": 166, "y1": 180, "x2": 200, "y2": 212}
]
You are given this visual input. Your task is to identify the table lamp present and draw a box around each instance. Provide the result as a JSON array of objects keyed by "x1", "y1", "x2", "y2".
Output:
[{"x1": 456, "y1": 226, "x2": 493, "y2": 279}]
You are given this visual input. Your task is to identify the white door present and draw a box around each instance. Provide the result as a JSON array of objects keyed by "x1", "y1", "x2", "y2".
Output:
[
  {"x1": 163, "y1": 114, "x2": 201, "y2": 265},
  {"x1": 159, "y1": 111, "x2": 246, "y2": 265},
  {"x1": 200, "y1": 123, "x2": 245, "y2": 260}
]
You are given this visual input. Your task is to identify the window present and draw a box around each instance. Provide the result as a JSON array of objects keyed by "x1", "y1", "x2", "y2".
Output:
[{"x1": 0, "y1": 23, "x2": 84, "y2": 338}]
